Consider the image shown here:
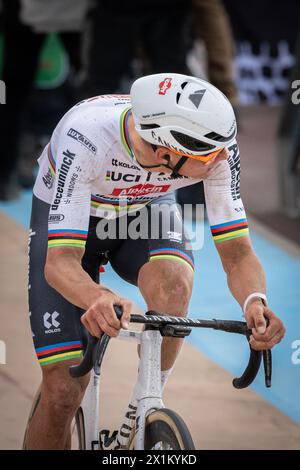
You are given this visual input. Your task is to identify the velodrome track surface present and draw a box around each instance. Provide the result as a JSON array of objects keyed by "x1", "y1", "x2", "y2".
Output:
[{"x1": 1, "y1": 198, "x2": 300, "y2": 449}]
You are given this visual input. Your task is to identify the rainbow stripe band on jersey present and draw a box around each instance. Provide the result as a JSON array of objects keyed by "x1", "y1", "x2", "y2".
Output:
[
  {"x1": 149, "y1": 248, "x2": 194, "y2": 272},
  {"x1": 211, "y1": 218, "x2": 249, "y2": 244},
  {"x1": 120, "y1": 106, "x2": 133, "y2": 159},
  {"x1": 36, "y1": 341, "x2": 83, "y2": 366},
  {"x1": 48, "y1": 229, "x2": 88, "y2": 248},
  {"x1": 47, "y1": 143, "x2": 56, "y2": 176}
]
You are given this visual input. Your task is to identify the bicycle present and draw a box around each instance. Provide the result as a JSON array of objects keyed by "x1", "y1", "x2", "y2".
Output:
[{"x1": 66, "y1": 305, "x2": 272, "y2": 450}]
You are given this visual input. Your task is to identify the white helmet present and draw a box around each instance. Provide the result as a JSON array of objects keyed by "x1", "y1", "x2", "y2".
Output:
[{"x1": 130, "y1": 73, "x2": 236, "y2": 156}]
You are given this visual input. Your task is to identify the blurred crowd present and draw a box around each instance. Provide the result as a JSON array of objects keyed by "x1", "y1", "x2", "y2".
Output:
[
  {"x1": 0, "y1": 0, "x2": 237, "y2": 201},
  {"x1": 0, "y1": 0, "x2": 299, "y2": 204}
]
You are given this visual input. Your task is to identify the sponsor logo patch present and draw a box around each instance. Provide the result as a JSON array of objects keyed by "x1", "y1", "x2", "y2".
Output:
[
  {"x1": 48, "y1": 214, "x2": 65, "y2": 223},
  {"x1": 42, "y1": 168, "x2": 54, "y2": 189},
  {"x1": 67, "y1": 128, "x2": 97, "y2": 155},
  {"x1": 188, "y1": 89, "x2": 206, "y2": 109},
  {"x1": 112, "y1": 183, "x2": 170, "y2": 197},
  {"x1": 228, "y1": 144, "x2": 240, "y2": 201},
  {"x1": 105, "y1": 171, "x2": 142, "y2": 183},
  {"x1": 167, "y1": 231, "x2": 182, "y2": 242},
  {"x1": 43, "y1": 311, "x2": 61, "y2": 334},
  {"x1": 159, "y1": 77, "x2": 172, "y2": 95},
  {"x1": 51, "y1": 149, "x2": 75, "y2": 211},
  {"x1": 111, "y1": 158, "x2": 140, "y2": 170}
]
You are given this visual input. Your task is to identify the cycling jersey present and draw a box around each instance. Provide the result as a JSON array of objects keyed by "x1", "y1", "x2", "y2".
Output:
[
  {"x1": 33, "y1": 95, "x2": 249, "y2": 250},
  {"x1": 29, "y1": 194, "x2": 194, "y2": 366}
]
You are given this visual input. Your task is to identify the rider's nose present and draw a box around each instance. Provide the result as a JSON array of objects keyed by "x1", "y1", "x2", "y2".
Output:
[
  {"x1": 204, "y1": 148, "x2": 228, "y2": 166},
  {"x1": 220, "y1": 149, "x2": 229, "y2": 160}
]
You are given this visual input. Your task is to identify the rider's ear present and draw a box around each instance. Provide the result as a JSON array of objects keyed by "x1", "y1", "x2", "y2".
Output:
[{"x1": 162, "y1": 154, "x2": 170, "y2": 163}]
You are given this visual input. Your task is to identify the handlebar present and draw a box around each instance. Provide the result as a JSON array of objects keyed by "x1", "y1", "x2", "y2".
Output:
[{"x1": 70, "y1": 306, "x2": 272, "y2": 389}]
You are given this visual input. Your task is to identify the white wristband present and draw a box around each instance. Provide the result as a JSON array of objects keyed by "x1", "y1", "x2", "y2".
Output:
[{"x1": 243, "y1": 292, "x2": 268, "y2": 316}]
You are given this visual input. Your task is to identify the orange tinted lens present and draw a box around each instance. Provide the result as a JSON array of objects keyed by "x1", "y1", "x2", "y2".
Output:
[{"x1": 171, "y1": 147, "x2": 224, "y2": 162}]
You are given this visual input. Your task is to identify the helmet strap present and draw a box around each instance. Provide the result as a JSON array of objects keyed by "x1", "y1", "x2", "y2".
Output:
[
  {"x1": 137, "y1": 154, "x2": 188, "y2": 178},
  {"x1": 168, "y1": 156, "x2": 188, "y2": 177},
  {"x1": 137, "y1": 154, "x2": 173, "y2": 171}
]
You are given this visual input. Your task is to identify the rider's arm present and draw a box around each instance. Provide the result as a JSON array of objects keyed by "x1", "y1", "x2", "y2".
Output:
[
  {"x1": 203, "y1": 141, "x2": 285, "y2": 350},
  {"x1": 45, "y1": 245, "x2": 131, "y2": 337},
  {"x1": 45, "y1": 245, "x2": 104, "y2": 311},
  {"x1": 44, "y1": 120, "x2": 97, "y2": 308},
  {"x1": 44, "y1": 118, "x2": 131, "y2": 336},
  {"x1": 203, "y1": 140, "x2": 259, "y2": 304},
  {"x1": 215, "y1": 235, "x2": 266, "y2": 318},
  {"x1": 215, "y1": 235, "x2": 285, "y2": 350}
]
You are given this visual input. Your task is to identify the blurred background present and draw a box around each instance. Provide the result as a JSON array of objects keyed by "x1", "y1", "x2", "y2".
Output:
[{"x1": 0, "y1": 0, "x2": 300, "y2": 450}]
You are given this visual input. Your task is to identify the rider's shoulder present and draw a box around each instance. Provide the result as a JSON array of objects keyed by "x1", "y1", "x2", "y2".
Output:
[
  {"x1": 63, "y1": 100, "x2": 117, "y2": 131},
  {"x1": 55, "y1": 100, "x2": 122, "y2": 154}
]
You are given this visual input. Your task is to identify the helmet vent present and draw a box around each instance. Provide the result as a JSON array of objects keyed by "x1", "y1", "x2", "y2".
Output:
[
  {"x1": 176, "y1": 92, "x2": 181, "y2": 104},
  {"x1": 140, "y1": 124, "x2": 160, "y2": 130},
  {"x1": 181, "y1": 82, "x2": 188, "y2": 90},
  {"x1": 170, "y1": 130, "x2": 215, "y2": 152},
  {"x1": 205, "y1": 130, "x2": 235, "y2": 142}
]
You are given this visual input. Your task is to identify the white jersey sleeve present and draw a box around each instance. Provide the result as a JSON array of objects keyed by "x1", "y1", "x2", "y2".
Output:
[
  {"x1": 203, "y1": 141, "x2": 249, "y2": 244},
  {"x1": 47, "y1": 118, "x2": 102, "y2": 250}
]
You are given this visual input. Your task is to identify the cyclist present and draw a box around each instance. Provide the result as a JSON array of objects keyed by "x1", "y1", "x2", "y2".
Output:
[{"x1": 25, "y1": 73, "x2": 285, "y2": 449}]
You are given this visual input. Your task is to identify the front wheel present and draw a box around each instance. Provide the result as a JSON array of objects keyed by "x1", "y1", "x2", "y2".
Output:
[
  {"x1": 144, "y1": 409, "x2": 195, "y2": 450},
  {"x1": 71, "y1": 407, "x2": 86, "y2": 450}
]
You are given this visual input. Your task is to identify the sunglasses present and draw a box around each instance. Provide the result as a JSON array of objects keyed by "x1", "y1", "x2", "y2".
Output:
[{"x1": 170, "y1": 147, "x2": 225, "y2": 164}]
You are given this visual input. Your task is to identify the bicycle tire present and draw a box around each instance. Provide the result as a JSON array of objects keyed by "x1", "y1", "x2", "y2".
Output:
[
  {"x1": 144, "y1": 408, "x2": 195, "y2": 450},
  {"x1": 72, "y1": 407, "x2": 86, "y2": 450}
]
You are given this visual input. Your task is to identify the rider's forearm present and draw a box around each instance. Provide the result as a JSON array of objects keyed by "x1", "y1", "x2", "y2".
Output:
[
  {"x1": 45, "y1": 253, "x2": 107, "y2": 310},
  {"x1": 226, "y1": 251, "x2": 266, "y2": 311}
]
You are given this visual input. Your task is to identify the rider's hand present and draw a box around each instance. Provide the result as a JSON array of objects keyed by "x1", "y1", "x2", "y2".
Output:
[
  {"x1": 81, "y1": 288, "x2": 132, "y2": 338},
  {"x1": 244, "y1": 300, "x2": 285, "y2": 351}
]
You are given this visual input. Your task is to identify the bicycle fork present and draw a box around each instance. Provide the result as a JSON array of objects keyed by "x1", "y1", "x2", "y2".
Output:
[
  {"x1": 81, "y1": 371, "x2": 101, "y2": 450},
  {"x1": 116, "y1": 328, "x2": 165, "y2": 450}
]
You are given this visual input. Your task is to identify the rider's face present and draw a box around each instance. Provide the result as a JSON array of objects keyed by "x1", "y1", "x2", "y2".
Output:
[{"x1": 160, "y1": 147, "x2": 229, "y2": 178}]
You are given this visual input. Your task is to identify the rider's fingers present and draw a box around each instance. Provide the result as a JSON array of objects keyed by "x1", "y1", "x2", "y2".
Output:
[
  {"x1": 253, "y1": 308, "x2": 267, "y2": 335},
  {"x1": 251, "y1": 321, "x2": 278, "y2": 342},
  {"x1": 81, "y1": 312, "x2": 102, "y2": 338},
  {"x1": 119, "y1": 299, "x2": 132, "y2": 329},
  {"x1": 100, "y1": 303, "x2": 121, "y2": 330},
  {"x1": 249, "y1": 332, "x2": 283, "y2": 351},
  {"x1": 100, "y1": 313, "x2": 121, "y2": 334},
  {"x1": 82, "y1": 305, "x2": 120, "y2": 337},
  {"x1": 245, "y1": 316, "x2": 255, "y2": 329},
  {"x1": 96, "y1": 313, "x2": 119, "y2": 337}
]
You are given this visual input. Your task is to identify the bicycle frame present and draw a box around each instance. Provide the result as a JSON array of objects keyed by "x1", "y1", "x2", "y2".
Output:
[
  {"x1": 80, "y1": 327, "x2": 165, "y2": 450},
  {"x1": 70, "y1": 308, "x2": 272, "y2": 450}
]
